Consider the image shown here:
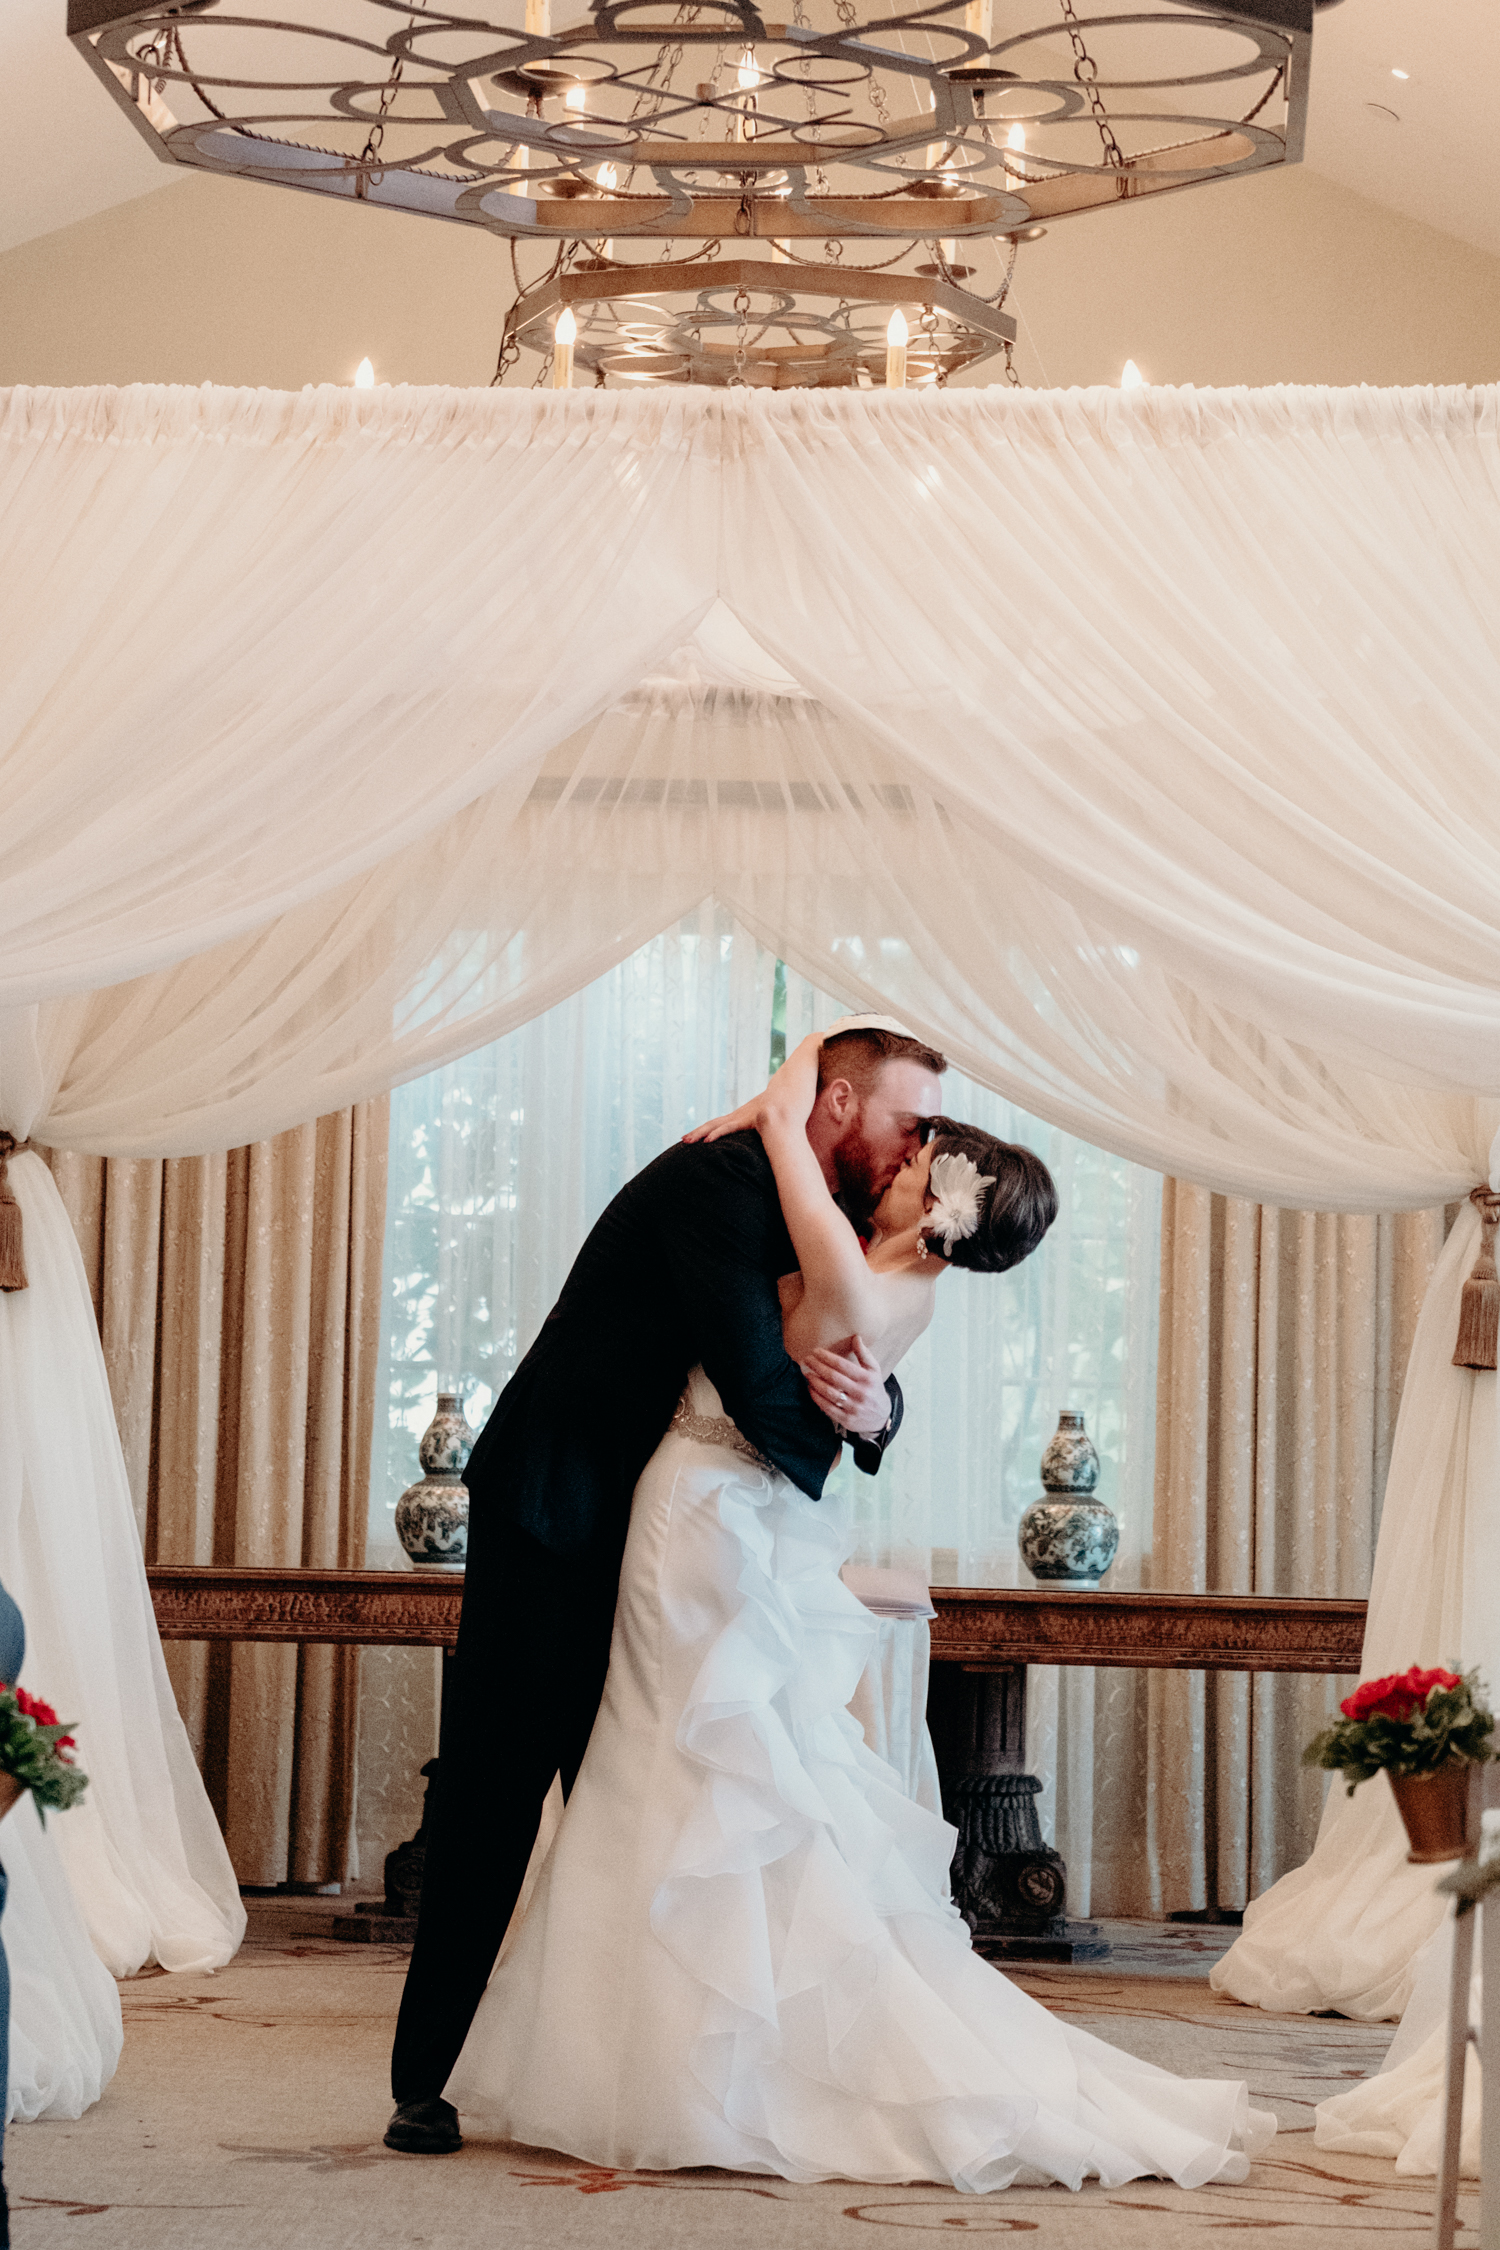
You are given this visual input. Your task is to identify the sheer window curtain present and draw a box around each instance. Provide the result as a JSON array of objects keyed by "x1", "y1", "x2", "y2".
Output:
[{"x1": 360, "y1": 908, "x2": 1159, "y2": 1913}]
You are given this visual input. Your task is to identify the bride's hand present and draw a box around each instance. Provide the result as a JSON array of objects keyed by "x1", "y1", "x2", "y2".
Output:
[{"x1": 683, "y1": 1035, "x2": 823, "y2": 1145}]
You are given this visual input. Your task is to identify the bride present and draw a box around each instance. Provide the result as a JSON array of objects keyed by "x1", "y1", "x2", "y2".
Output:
[{"x1": 447, "y1": 1035, "x2": 1276, "y2": 2194}]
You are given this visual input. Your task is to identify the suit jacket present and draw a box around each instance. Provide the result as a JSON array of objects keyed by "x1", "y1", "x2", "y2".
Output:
[{"x1": 463, "y1": 1131, "x2": 901, "y2": 1565}]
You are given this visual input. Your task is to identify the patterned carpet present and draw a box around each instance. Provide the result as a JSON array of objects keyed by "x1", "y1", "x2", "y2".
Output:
[{"x1": 5, "y1": 1904, "x2": 1475, "y2": 2248}]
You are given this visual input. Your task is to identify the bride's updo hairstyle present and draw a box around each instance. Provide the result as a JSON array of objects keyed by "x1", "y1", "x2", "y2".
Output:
[{"x1": 921, "y1": 1121, "x2": 1058, "y2": 1274}]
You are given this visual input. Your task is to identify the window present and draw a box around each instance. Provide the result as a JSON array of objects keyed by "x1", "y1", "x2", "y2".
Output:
[{"x1": 373, "y1": 906, "x2": 1159, "y2": 1588}]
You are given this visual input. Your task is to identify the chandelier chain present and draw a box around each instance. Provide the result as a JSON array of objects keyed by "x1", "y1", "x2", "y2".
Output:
[
  {"x1": 833, "y1": 0, "x2": 892, "y2": 130},
  {"x1": 1056, "y1": 0, "x2": 1126, "y2": 175},
  {"x1": 920, "y1": 302, "x2": 946, "y2": 387},
  {"x1": 621, "y1": 13, "x2": 693, "y2": 188},
  {"x1": 731, "y1": 286, "x2": 752, "y2": 385},
  {"x1": 356, "y1": 25, "x2": 412, "y2": 196},
  {"x1": 774, "y1": 240, "x2": 913, "y2": 273},
  {"x1": 991, "y1": 234, "x2": 1020, "y2": 309},
  {"x1": 492, "y1": 330, "x2": 522, "y2": 386}
]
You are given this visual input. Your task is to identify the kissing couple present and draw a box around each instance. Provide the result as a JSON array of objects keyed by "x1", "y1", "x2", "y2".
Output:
[{"x1": 387, "y1": 1017, "x2": 1274, "y2": 2194}]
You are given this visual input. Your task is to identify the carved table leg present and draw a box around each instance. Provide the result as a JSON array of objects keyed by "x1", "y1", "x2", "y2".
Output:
[{"x1": 926, "y1": 1662, "x2": 1110, "y2": 1964}]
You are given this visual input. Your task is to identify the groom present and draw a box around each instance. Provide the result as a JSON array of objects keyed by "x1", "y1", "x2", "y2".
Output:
[{"x1": 387, "y1": 1018, "x2": 947, "y2": 2152}]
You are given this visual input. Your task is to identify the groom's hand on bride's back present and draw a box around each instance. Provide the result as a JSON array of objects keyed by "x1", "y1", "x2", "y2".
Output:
[{"x1": 801, "y1": 1337, "x2": 890, "y2": 1439}]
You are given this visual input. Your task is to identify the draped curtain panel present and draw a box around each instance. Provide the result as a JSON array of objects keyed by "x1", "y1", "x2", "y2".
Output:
[
  {"x1": 1146, "y1": 1188, "x2": 1444, "y2": 1919},
  {"x1": 3, "y1": 381, "x2": 1500, "y2": 2010},
  {"x1": 42, "y1": 1102, "x2": 387, "y2": 1888}
]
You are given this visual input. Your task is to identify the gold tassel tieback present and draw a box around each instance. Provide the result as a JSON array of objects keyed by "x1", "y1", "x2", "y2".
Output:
[
  {"x1": 0, "y1": 1134, "x2": 28, "y2": 1294},
  {"x1": 1453, "y1": 1185, "x2": 1500, "y2": 1371}
]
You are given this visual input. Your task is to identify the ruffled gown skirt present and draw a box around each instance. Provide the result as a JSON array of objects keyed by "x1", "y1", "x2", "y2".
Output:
[{"x1": 448, "y1": 1371, "x2": 1276, "y2": 2193}]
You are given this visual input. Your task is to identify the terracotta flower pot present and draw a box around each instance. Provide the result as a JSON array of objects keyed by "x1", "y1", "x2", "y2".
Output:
[{"x1": 1388, "y1": 1765, "x2": 1472, "y2": 1864}]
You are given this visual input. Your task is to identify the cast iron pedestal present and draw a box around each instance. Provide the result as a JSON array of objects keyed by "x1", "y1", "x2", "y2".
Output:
[
  {"x1": 926, "y1": 1661, "x2": 1109, "y2": 1963},
  {"x1": 330, "y1": 1649, "x2": 454, "y2": 1944},
  {"x1": 329, "y1": 1757, "x2": 437, "y2": 1943}
]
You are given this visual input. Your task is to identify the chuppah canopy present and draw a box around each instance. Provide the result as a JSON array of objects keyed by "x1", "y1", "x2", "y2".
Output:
[
  {"x1": 2, "y1": 378, "x2": 1500, "y2": 2029},
  {"x1": 3, "y1": 383, "x2": 1500, "y2": 1205}
]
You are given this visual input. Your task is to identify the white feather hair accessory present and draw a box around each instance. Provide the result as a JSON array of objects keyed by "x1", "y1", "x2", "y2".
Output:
[{"x1": 924, "y1": 1151, "x2": 996, "y2": 1253}]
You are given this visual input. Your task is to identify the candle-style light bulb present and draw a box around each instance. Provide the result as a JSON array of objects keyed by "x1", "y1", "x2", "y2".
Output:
[
  {"x1": 736, "y1": 45, "x2": 760, "y2": 142},
  {"x1": 566, "y1": 81, "x2": 586, "y2": 112},
  {"x1": 1005, "y1": 122, "x2": 1026, "y2": 196},
  {"x1": 938, "y1": 156, "x2": 959, "y2": 266},
  {"x1": 596, "y1": 163, "x2": 617, "y2": 259},
  {"x1": 553, "y1": 306, "x2": 577, "y2": 389},
  {"x1": 1120, "y1": 358, "x2": 1145, "y2": 389},
  {"x1": 885, "y1": 307, "x2": 908, "y2": 391},
  {"x1": 354, "y1": 357, "x2": 375, "y2": 388}
]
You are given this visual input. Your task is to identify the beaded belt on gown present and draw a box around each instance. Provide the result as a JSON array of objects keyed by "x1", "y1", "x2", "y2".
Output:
[{"x1": 668, "y1": 1392, "x2": 774, "y2": 1472}]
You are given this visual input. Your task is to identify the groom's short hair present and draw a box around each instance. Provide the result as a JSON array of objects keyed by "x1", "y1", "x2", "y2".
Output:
[{"x1": 817, "y1": 1027, "x2": 947, "y2": 1097}]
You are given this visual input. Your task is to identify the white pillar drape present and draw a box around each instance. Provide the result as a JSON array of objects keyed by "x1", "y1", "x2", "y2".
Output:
[
  {"x1": 1212, "y1": 1182, "x2": 1500, "y2": 2016},
  {"x1": 4, "y1": 381, "x2": 1500, "y2": 2059}
]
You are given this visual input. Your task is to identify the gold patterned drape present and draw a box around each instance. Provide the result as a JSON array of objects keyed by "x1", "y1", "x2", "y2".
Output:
[
  {"x1": 1146, "y1": 1184, "x2": 1445, "y2": 1914},
  {"x1": 42, "y1": 1103, "x2": 387, "y2": 1889}
]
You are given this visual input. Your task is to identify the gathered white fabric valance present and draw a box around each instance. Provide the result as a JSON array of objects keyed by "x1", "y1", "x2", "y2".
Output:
[
  {"x1": 1, "y1": 382, "x2": 1500, "y2": 1205},
  {"x1": 13, "y1": 658, "x2": 1495, "y2": 1212},
  {"x1": 0, "y1": 382, "x2": 1500, "y2": 1215},
  {"x1": 3, "y1": 378, "x2": 1500, "y2": 2029}
]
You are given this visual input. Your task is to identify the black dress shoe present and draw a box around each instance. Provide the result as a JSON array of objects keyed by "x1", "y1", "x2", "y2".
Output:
[{"x1": 385, "y1": 2097, "x2": 462, "y2": 2154}]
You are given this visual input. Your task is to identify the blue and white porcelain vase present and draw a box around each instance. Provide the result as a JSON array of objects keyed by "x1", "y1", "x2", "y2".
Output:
[
  {"x1": 1018, "y1": 1410, "x2": 1119, "y2": 1589},
  {"x1": 395, "y1": 1391, "x2": 474, "y2": 1570}
]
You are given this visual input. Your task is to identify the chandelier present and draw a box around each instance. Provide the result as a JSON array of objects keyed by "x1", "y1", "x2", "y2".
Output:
[{"x1": 70, "y1": 0, "x2": 1313, "y2": 388}]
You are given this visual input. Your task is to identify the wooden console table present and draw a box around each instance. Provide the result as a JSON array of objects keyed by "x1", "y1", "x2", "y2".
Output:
[
  {"x1": 145, "y1": 1566, "x2": 1367, "y2": 1673},
  {"x1": 148, "y1": 1567, "x2": 1368, "y2": 1961}
]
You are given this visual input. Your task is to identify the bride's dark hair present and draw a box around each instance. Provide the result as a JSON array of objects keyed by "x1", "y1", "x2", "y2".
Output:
[{"x1": 922, "y1": 1121, "x2": 1058, "y2": 1274}]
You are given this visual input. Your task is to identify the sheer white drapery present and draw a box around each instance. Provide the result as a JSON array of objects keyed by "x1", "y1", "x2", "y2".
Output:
[
  {"x1": 368, "y1": 912, "x2": 1158, "y2": 1910},
  {"x1": 0, "y1": 1151, "x2": 244, "y2": 2116},
  {"x1": 0, "y1": 1156, "x2": 245, "y2": 1970},
  {"x1": 0, "y1": 383, "x2": 1493, "y2": 1210},
  {"x1": 3, "y1": 381, "x2": 1500, "y2": 2021},
  {"x1": 1211, "y1": 1193, "x2": 1500, "y2": 2017}
]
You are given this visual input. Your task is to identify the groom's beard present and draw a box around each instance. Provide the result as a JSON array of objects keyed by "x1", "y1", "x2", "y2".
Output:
[{"x1": 831, "y1": 1128, "x2": 888, "y2": 1229}]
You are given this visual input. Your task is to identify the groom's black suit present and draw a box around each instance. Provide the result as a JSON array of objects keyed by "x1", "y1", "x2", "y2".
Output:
[{"x1": 391, "y1": 1130, "x2": 901, "y2": 2103}]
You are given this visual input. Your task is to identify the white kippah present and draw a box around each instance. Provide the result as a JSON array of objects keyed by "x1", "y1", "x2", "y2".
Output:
[{"x1": 824, "y1": 1012, "x2": 918, "y2": 1040}]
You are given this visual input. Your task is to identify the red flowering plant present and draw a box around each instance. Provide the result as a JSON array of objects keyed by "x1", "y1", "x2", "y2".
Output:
[
  {"x1": 1304, "y1": 1665, "x2": 1495, "y2": 1795},
  {"x1": 0, "y1": 1685, "x2": 88, "y2": 1823}
]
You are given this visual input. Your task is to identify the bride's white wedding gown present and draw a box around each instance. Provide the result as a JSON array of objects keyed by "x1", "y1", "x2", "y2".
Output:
[{"x1": 448, "y1": 1370, "x2": 1276, "y2": 2193}]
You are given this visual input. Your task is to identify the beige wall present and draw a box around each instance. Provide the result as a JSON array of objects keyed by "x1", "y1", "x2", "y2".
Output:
[{"x1": 2, "y1": 157, "x2": 1499, "y2": 392}]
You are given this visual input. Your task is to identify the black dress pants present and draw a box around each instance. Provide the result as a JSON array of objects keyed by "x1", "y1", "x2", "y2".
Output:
[{"x1": 390, "y1": 1517, "x2": 621, "y2": 2104}]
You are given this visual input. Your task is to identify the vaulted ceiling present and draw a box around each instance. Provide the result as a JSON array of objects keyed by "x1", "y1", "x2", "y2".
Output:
[{"x1": 7, "y1": 0, "x2": 1500, "y2": 264}]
